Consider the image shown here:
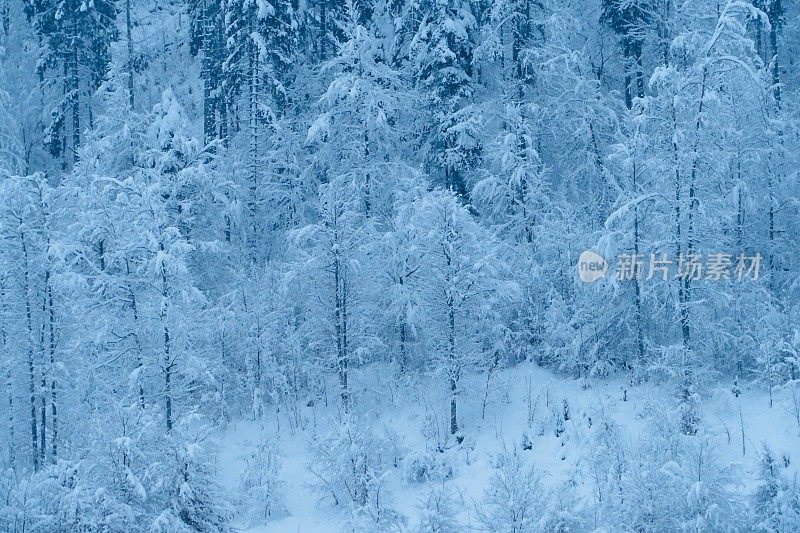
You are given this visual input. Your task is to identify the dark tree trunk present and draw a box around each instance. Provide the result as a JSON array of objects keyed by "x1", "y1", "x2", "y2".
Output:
[
  {"x1": 21, "y1": 234, "x2": 38, "y2": 470},
  {"x1": 47, "y1": 283, "x2": 56, "y2": 463},
  {"x1": 160, "y1": 245, "x2": 173, "y2": 432},
  {"x1": 126, "y1": 0, "x2": 135, "y2": 109},
  {"x1": 1, "y1": 279, "x2": 13, "y2": 470}
]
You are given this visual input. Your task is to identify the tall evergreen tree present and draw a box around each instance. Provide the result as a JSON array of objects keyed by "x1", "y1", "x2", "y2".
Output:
[
  {"x1": 25, "y1": 0, "x2": 117, "y2": 165},
  {"x1": 411, "y1": 0, "x2": 481, "y2": 198}
]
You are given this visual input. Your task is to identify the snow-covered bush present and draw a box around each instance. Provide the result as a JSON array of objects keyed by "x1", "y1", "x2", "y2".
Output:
[
  {"x1": 404, "y1": 450, "x2": 455, "y2": 483},
  {"x1": 580, "y1": 413, "x2": 628, "y2": 522},
  {"x1": 416, "y1": 483, "x2": 463, "y2": 533},
  {"x1": 0, "y1": 469, "x2": 19, "y2": 531},
  {"x1": 540, "y1": 478, "x2": 586, "y2": 532},
  {"x1": 752, "y1": 444, "x2": 800, "y2": 531},
  {"x1": 238, "y1": 439, "x2": 287, "y2": 525},
  {"x1": 587, "y1": 411, "x2": 745, "y2": 531},
  {"x1": 475, "y1": 449, "x2": 546, "y2": 532},
  {"x1": 307, "y1": 414, "x2": 401, "y2": 512},
  {"x1": 150, "y1": 436, "x2": 234, "y2": 532},
  {"x1": 0, "y1": 461, "x2": 137, "y2": 533},
  {"x1": 348, "y1": 471, "x2": 407, "y2": 532}
]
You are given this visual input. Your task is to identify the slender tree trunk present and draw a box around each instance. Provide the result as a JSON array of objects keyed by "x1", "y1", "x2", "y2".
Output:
[
  {"x1": 248, "y1": 33, "x2": 260, "y2": 263},
  {"x1": 623, "y1": 41, "x2": 632, "y2": 109},
  {"x1": 767, "y1": 158, "x2": 775, "y2": 282},
  {"x1": 671, "y1": 101, "x2": 688, "y2": 349},
  {"x1": 320, "y1": 1, "x2": 327, "y2": 60},
  {"x1": 767, "y1": 352, "x2": 774, "y2": 408},
  {"x1": 769, "y1": 19, "x2": 780, "y2": 108},
  {"x1": 342, "y1": 270, "x2": 349, "y2": 407},
  {"x1": 125, "y1": 259, "x2": 146, "y2": 409},
  {"x1": 767, "y1": 14, "x2": 781, "y2": 288},
  {"x1": 1, "y1": 279, "x2": 13, "y2": 470},
  {"x1": 736, "y1": 159, "x2": 743, "y2": 249},
  {"x1": 218, "y1": 84, "x2": 228, "y2": 146},
  {"x1": 634, "y1": 47, "x2": 644, "y2": 100},
  {"x1": 255, "y1": 318, "x2": 262, "y2": 392},
  {"x1": 20, "y1": 233, "x2": 38, "y2": 470},
  {"x1": 202, "y1": 0, "x2": 216, "y2": 145},
  {"x1": 447, "y1": 269, "x2": 458, "y2": 435},
  {"x1": 334, "y1": 251, "x2": 349, "y2": 411},
  {"x1": 632, "y1": 149, "x2": 644, "y2": 370},
  {"x1": 398, "y1": 319, "x2": 407, "y2": 373},
  {"x1": 47, "y1": 283, "x2": 56, "y2": 462},
  {"x1": 449, "y1": 376, "x2": 458, "y2": 435},
  {"x1": 125, "y1": 0, "x2": 134, "y2": 109},
  {"x1": 738, "y1": 398, "x2": 746, "y2": 456},
  {"x1": 160, "y1": 246, "x2": 173, "y2": 432},
  {"x1": 482, "y1": 353, "x2": 499, "y2": 420},
  {"x1": 71, "y1": 21, "x2": 80, "y2": 163},
  {"x1": 39, "y1": 270, "x2": 49, "y2": 465},
  {"x1": 682, "y1": 69, "x2": 707, "y2": 347},
  {"x1": 363, "y1": 129, "x2": 371, "y2": 216}
]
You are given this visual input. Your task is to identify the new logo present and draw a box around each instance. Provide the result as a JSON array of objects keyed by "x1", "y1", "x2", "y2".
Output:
[{"x1": 578, "y1": 250, "x2": 608, "y2": 283}]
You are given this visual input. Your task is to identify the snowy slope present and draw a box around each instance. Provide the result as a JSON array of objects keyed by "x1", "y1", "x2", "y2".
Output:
[{"x1": 216, "y1": 364, "x2": 800, "y2": 531}]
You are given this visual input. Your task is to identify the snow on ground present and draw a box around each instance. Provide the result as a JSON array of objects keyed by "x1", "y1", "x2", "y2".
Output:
[{"x1": 216, "y1": 363, "x2": 800, "y2": 532}]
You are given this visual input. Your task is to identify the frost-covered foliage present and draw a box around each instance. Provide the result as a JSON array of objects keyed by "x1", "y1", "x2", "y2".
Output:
[
  {"x1": 404, "y1": 450, "x2": 456, "y2": 484},
  {"x1": 752, "y1": 444, "x2": 800, "y2": 531},
  {"x1": 307, "y1": 414, "x2": 403, "y2": 524},
  {"x1": 1, "y1": 0, "x2": 799, "y2": 528},
  {"x1": 583, "y1": 407, "x2": 747, "y2": 531},
  {"x1": 0, "y1": 420, "x2": 233, "y2": 533},
  {"x1": 416, "y1": 483, "x2": 463, "y2": 533},
  {"x1": 238, "y1": 438, "x2": 287, "y2": 525},
  {"x1": 149, "y1": 437, "x2": 234, "y2": 533},
  {"x1": 475, "y1": 449, "x2": 546, "y2": 532}
]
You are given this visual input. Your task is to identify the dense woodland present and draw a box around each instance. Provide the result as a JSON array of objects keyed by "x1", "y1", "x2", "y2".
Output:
[{"x1": 1, "y1": 0, "x2": 800, "y2": 530}]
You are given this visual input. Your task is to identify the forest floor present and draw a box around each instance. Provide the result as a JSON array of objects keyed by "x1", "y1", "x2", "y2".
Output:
[{"x1": 215, "y1": 364, "x2": 800, "y2": 532}]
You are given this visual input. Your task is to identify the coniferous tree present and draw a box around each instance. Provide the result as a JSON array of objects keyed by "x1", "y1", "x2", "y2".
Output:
[
  {"x1": 412, "y1": 0, "x2": 481, "y2": 198},
  {"x1": 25, "y1": 0, "x2": 117, "y2": 165}
]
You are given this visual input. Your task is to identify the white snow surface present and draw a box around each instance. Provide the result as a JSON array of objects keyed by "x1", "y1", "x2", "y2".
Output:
[{"x1": 215, "y1": 363, "x2": 800, "y2": 531}]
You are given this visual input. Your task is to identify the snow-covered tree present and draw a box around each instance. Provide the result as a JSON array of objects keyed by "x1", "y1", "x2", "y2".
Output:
[
  {"x1": 475, "y1": 449, "x2": 545, "y2": 532},
  {"x1": 412, "y1": 0, "x2": 481, "y2": 197},
  {"x1": 409, "y1": 189, "x2": 516, "y2": 436},
  {"x1": 25, "y1": 0, "x2": 117, "y2": 165},
  {"x1": 238, "y1": 438, "x2": 287, "y2": 524}
]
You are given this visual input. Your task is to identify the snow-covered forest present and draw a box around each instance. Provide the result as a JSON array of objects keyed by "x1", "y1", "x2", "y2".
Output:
[{"x1": 1, "y1": 0, "x2": 799, "y2": 530}]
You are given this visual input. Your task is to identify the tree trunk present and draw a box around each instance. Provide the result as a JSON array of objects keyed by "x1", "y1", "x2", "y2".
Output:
[
  {"x1": 39, "y1": 270, "x2": 48, "y2": 465},
  {"x1": 632, "y1": 146, "x2": 644, "y2": 370},
  {"x1": 125, "y1": 0, "x2": 134, "y2": 109},
  {"x1": 71, "y1": 21, "x2": 80, "y2": 163},
  {"x1": 320, "y1": 1, "x2": 327, "y2": 60},
  {"x1": 450, "y1": 376, "x2": 458, "y2": 435},
  {"x1": 769, "y1": 19, "x2": 780, "y2": 108},
  {"x1": 248, "y1": 32, "x2": 260, "y2": 263},
  {"x1": 342, "y1": 270, "x2": 349, "y2": 407},
  {"x1": 671, "y1": 101, "x2": 688, "y2": 349},
  {"x1": 623, "y1": 40, "x2": 632, "y2": 109},
  {"x1": 202, "y1": 0, "x2": 216, "y2": 145},
  {"x1": 766, "y1": 14, "x2": 780, "y2": 287},
  {"x1": 398, "y1": 319, "x2": 407, "y2": 374},
  {"x1": 334, "y1": 253, "x2": 349, "y2": 411},
  {"x1": 681, "y1": 69, "x2": 707, "y2": 348},
  {"x1": 20, "y1": 233, "x2": 38, "y2": 470},
  {"x1": 47, "y1": 282, "x2": 56, "y2": 463},
  {"x1": 448, "y1": 286, "x2": 457, "y2": 435},
  {"x1": 160, "y1": 246, "x2": 173, "y2": 432},
  {"x1": 634, "y1": 47, "x2": 644, "y2": 101},
  {"x1": 363, "y1": 129, "x2": 371, "y2": 216},
  {"x1": 1, "y1": 279, "x2": 13, "y2": 470}
]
